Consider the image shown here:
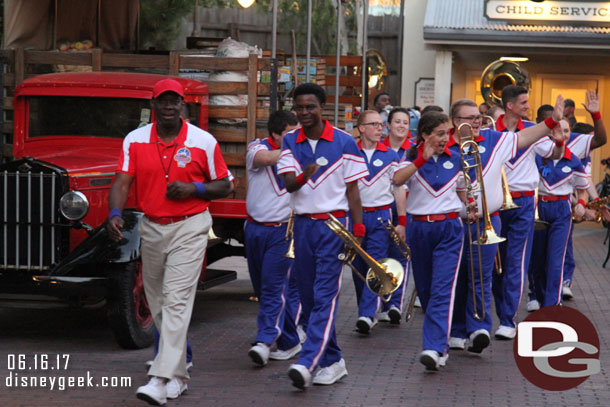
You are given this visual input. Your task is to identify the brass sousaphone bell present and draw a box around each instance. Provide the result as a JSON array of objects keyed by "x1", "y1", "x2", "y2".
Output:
[{"x1": 480, "y1": 60, "x2": 531, "y2": 107}]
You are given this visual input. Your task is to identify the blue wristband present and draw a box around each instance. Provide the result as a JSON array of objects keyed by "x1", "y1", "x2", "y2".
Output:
[
  {"x1": 108, "y1": 208, "x2": 122, "y2": 221},
  {"x1": 192, "y1": 182, "x2": 206, "y2": 198}
]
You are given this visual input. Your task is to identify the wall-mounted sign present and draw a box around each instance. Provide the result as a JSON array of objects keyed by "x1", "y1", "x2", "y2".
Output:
[
  {"x1": 414, "y1": 78, "x2": 435, "y2": 108},
  {"x1": 485, "y1": 0, "x2": 610, "y2": 25}
]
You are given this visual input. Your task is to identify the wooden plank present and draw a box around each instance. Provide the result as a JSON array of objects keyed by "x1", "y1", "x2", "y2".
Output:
[
  {"x1": 327, "y1": 95, "x2": 361, "y2": 106},
  {"x1": 25, "y1": 50, "x2": 92, "y2": 66},
  {"x1": 209, "y1": 125, "x2": 267, "y2": 142},
  {"x1": 209, "y1": 106, "x2": 269, "y2": 120},
  {"x1": 206, "y1": 82, "x2": 269, "y2": 96},
  {"x1": 257, "y1": 58, "x2": 271, "y2": 71},
  {"x1": 246, "y1": 53, "x2": 258, "y2": 143},
  {"x1": 179, "y1": 56, "x2": 249, "y2": 71},
  {"x1": 2, "y1": 144, "x2": 13, "y2": 158},
  {"x1": 2, "y1": 73, "x2": 15, "y2": 88},
  {"x1": 3, "y1": 97, "x2": 13, "y2": 110},
  {"x1": 325, "y1": 75, "x2": 362, "y2": 87},
  {"x1": 169, "y1": 51, "x2": 180, "y2": 76},
  {"x1": 324, "y1": 55, "x2": 362, "y2": 66},
  {"x1": 0, "y1": 49, "x2": 14, "y2": 65},
  {"x1": 3, "y1": 121, "x2": 12, "y2": 134},
  {"x1": 91, "y1": 48, "x2": 102, "y2": 71},
  {"x1": 102, "y1": 53, "x2": 170, "y2": 69},
  {"x1": 222, "y1": 153, "x2": 246, "y2": 166}
]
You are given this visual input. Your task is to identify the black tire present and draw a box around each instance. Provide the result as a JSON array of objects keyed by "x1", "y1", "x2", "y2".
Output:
[{"x1": 106, "y1": 260, "x2": 154, "y2": 349}]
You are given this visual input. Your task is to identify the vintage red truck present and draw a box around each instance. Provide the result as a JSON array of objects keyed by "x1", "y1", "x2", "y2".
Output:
[{"x1": 0, "y1": 72, "x2": 247, "y2": 349}]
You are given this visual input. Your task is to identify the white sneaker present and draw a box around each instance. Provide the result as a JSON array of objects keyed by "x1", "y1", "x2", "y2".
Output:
[
  {"x1": 269, "y1": 343, "x2": 302, "y2": 360},
  {"x1": 355, "y1": 316, "x2": 377, "y2": 334},
  {"x1": 136, "y1": 376, "x2": 167, "y2": 406},
  {"x1": 448, "y1": 337, "x2": 466, "y2": 350},
  {"x1": 288, "y1": 363, "x2": 312, "y2": 389},
  {"x1": 468, "y1": 329, "x2": 491, "y2": 354},
  {"x1": 146, "y1": 360, "x2": 193, "y2": 371},
  {"x1": 297, "y1": 325, "x2": 307, "y2": 344},
  {"x1": 248, "y1": 343, "x2": 270, "y2": 366},
  {"x1": 527, "y1": 299, "x2": 540, "y2": 312},
  {"x1": 377, "y1": 311, "x2": 391, "y2": 322},
  {"x1": 388, "y1": 306, "x2": 402, "y2": 325},
  {"x1": 562, "y1": 284, "x2": 574, "y2": 300},
  {"x1": 439, "y1": 353, "x2": 449, "y2": 367},
  {"x1": 495, "y1": 325, "x2": 516, "y2": 340},
  {"x1": 414, "y1": 296, "x2": 422, "y2": 308},
  {"x1": 166, "y1": 377, "x2": 187, "y2": 399},
  {"x1": 419, "y1": 350, "x2": 440, "y2": 371},
  {"x1": 312, "y1": 358, "x2": 348, "y2": 385}
]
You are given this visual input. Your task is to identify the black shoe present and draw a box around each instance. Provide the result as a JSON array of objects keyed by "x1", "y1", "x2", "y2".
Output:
[
  {"x1": 388, "y1": 307, "x2": 401, "y2": 325},
  {"x1": 467, "y1": 329, "x2": 490, "y2": 354}
]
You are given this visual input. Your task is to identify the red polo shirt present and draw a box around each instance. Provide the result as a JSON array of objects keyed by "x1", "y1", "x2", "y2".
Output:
[{"x1": 117, "y1": 119, "x2": 229, "y2": 217}]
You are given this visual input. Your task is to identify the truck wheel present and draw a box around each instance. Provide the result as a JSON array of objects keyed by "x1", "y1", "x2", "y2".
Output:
[{"x1": 106, "y1": 260, "x2": 154, "y2": 349}]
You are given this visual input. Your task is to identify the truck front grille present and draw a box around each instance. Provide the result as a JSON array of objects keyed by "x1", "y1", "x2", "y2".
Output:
[{"x1": 1, "y1": 170, "x2": 64, "y2": 271}]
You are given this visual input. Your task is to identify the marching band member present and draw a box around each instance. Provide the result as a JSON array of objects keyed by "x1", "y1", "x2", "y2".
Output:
[
  {"x1": 351, "y1": 110, "x2": 405, "y2": 334},
  {"x1": 448, "y1": 96, "x2": 565, "y2": 355},
  {"x1": 245, "y1": 110, "x2": 301, "y2": 366},
  {"x1": 277, "y1": 83, "x2": 369, "y2": 389},
  {"x1": 491, "y1": 85, "x2": 559, "y2": 340},
  {"x1": 393, "y1": 111, "x2": 471, "y2": 370},
  {"x1": 379, "y1": 107, "x2": 412, "y2": 323},
  {"x1": 529, "y1": 119, "x2": 589, "y2": 306}
]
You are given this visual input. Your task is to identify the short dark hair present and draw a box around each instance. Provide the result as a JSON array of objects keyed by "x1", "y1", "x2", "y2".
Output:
[
  {"x1": 536, "y1": 104, "x2": 554, "y2": 123},
  {"x1": 572, "y1": 122, "x2": 594, "y2": 134},
  {"x1": 388, "y1": 107, "x2": 411, "y2": 124},
  {"x1": 373, "y1": 92, "x2": 390, "y2": 106},
  {"x1": 501, "y1": 85, "x2": 528, "y2": 108},
  {"x1": 294, "y1": 83, "x2": 326, "y2": 105},
  {"x1": 564, "y1": 99, "x2": 576, "y2": 107},
  {"x1": 421, "y1": 105, "x2": 444, "y2": 115},
  {"x1": 268, "y1": 110, "x2": 298, "y2": 137}
]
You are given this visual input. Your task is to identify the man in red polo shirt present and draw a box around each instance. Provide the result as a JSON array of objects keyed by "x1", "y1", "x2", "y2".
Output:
[{"x1": 108, "y1": 79, "x2": 232, "y2": 406}]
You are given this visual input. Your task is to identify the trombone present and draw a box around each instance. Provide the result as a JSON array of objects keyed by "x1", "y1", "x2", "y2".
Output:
[
  {"x1": 458, "y1": 122, "x2": 506, "y2": 321},
  {"x1": 378, "y1": 217, "x2": 416, "y2": 321},
  {"x1": 326, "y1": 214, "x2": 404, "y2": 302},
  {"x1": 534, "y1": 189, "x2": 550, "y2": 230}
]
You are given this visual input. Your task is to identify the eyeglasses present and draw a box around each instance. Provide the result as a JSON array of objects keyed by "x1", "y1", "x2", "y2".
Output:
[
  {"x1": 362, "y1": 122, "x2": 384, "y2": 128},
  {"x1": 455, "y1": 115, "x2": 483, "y2": 122}
]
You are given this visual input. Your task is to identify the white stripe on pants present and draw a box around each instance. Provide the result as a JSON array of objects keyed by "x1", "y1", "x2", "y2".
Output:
[{"x1": 139, "y1": 210, "x2": 211, "y2": 380}]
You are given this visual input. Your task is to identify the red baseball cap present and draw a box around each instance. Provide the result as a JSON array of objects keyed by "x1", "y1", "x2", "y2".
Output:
[{"x1": 153, "y1": 78, "x2": 185, "y2": 98}]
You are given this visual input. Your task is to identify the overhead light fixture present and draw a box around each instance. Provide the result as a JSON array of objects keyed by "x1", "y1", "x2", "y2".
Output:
[
  {"x1": 237, "y1": 0, "x2": 256, "y2": 8},
  {"x1": 500, "y1": 55, "x2": 529, "y2": 62}
]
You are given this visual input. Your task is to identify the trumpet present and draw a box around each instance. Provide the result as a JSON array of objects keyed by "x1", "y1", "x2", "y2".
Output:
[
  {"x1": 326, "y1": 214, "x2": 404, "y2": 302},
  {"x1": 284, "y1": 211, "x2": 295, "y2": 258},
  {"x1": 458, "y1": 122, "x2": 506, "y2": 321}
]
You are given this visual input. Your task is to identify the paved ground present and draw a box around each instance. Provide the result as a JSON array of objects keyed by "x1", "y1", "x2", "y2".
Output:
[{"x1": 0, "y1": 223, "x2": 609, "y2": 407}]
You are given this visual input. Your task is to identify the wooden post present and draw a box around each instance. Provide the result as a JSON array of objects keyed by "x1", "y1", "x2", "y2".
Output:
[
  {"x1": 247, "y1": 53, "x2": 258, "y2": 143},
  {"x1": 15, "y1": 48, "x2": 25, "y2": 86},
  {"x1": 91, "y1": 48, "x2": 102, "y2": 71},
  {"x1": 169, "y1": 51, "x2": 180, "y2": 76}
]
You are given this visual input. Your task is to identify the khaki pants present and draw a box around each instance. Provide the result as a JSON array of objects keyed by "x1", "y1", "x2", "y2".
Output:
[{"x1": 139, "y1": 210, "x2": 211, "y2": 380}]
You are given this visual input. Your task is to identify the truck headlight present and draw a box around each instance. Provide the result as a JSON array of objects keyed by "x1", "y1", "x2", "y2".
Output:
[{"x1": 60, "y1": 191, "x2": 89, "y2": 221}]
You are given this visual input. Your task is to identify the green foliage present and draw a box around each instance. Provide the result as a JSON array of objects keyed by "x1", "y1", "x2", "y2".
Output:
[
  {"x1": 255, "y1": 0, "x2": 358, "y2": 55},
  {"x1": 140, "y1": 0, "x2": 198, "y2": 49}
]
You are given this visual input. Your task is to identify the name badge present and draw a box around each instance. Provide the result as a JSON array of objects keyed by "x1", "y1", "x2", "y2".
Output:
[
  {"x1": 478, "y1": 146, "x2": 486, "y2": 154},
  {"x1": 443, "y1": 161, "x2": 454, "y2": 170},
  {"x1": 373, "y1": 159, "x2": 383, "y2": 167},
  {"x1": 562, "y1": 166, "x2": 572, "y2": 173},
  {"x1": 316, "y1": 157, "x2": 329, "y2": 166}
]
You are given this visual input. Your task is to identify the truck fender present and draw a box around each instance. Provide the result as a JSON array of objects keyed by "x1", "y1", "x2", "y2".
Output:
[{"x1": 50, "y1": 211, "x2": 143, "y2": 276}]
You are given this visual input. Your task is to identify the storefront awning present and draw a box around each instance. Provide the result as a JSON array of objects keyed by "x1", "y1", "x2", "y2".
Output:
[{"x1": 424, "y1": 0, "x2": 610, "y2": 47}]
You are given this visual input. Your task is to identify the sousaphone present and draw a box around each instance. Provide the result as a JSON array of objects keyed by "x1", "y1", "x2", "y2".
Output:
[{"x1": 480, "y1": 60, "x2": 530, "y2": 107}]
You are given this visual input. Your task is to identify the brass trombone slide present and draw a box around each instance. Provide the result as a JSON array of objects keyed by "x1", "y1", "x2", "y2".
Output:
[
  {"x1": 458, "y1": 122, "x2": 506, "y2": 321},
  {"x1": 284, "y1": 211, "x2": 295, "y2": 258}
]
